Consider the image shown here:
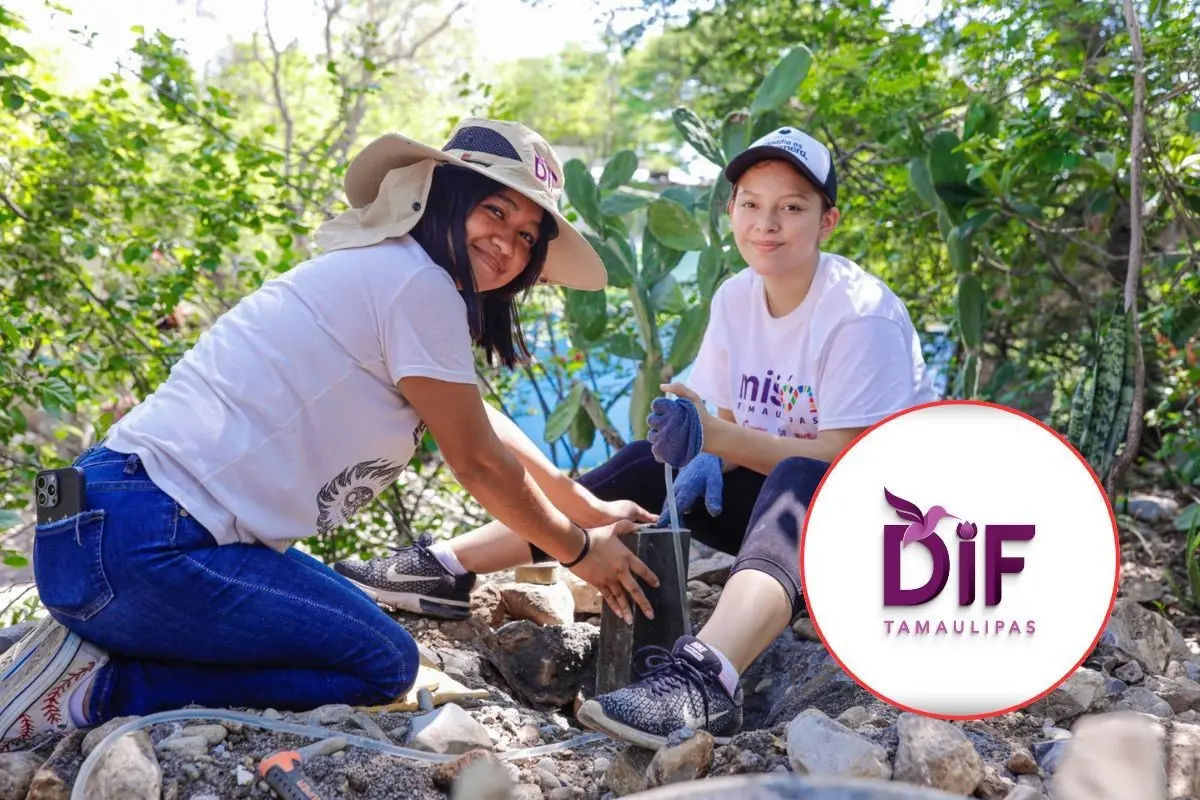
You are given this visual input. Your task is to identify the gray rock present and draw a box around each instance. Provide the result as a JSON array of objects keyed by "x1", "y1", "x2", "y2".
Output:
[
  {"x1": 1114, "y1": 660, "x2": 1144, "y2": 684},
  {"x1": 1127, "y1": 493, "x2": 1178, "y2": 523},
  {"x1": 560, "y1": 571, "x2": 603, "y2": 615},
  {"x1": 1113, "y1": 686, "x2": 1174, "y2": 717},
  {"x1": 646, "y1": 729, "x2": 715, "y2": 789},
  {"x1": 1016, "y1": 775, "x2": 1047, "y2": 794},
  {"x1": 1026, "y1": 668, "x2": 1105, "y2": 722},
  {"x1": 408, "y1": 702, "x2": 494, "y2": 755},
  {"x1": 1162, "y1": 717, "x2": 1200, "y2": 798},
  {"x1": 1105, "y1": 678, "x2": 1129, "y2": 695},
  {"x1": 440, "y1": 649, "x2": 485, "y2": 681},
  {"x1": 975, "y1": 763, "x2": 1016, "y2": 799},
  {"x1": 791, "y1": 618, "x2": 820, "y2": 642},
  {"x1": 1003, "y1": 787, "x2": 1046, "y2": 800},
  {"x1": 1031, "y1": 740, "x2": 1069, "y2": 774},
  {"x1": 451, "y1": 756, "x2": 516, "y2": 800},
  {"x1": 1146, "y1": 674, "x2": 1200, "y2": 713},
  {"x1": 157, "y1": 735, "x2": 209, "y2": 758},
  {"x1": 688, "y1": 553, "x2": 735, "y2": 586},
  {"x1": 513, "y1": 785, "x2": 544, "y2": 800},
  {"x1": 81, "y1": 716, "x2": 142, "y2": 758},
  {"x1": 1051, "y1": 711, "x2": 1165, "y2": 800},
  {"x1": 785, "y1": 708, "x2": 891, "y2": 779},
  {"x1": 0, "y1": 752, "x2": 44, "y2": 800},
  {"x1": 1098, "y1": 599, "x2": 1178, "y2": 675},
  {"x1": 26, "y1": 731, "x2": 84, "y2": 800},
  {"x1": 82, "y1": 729, "x2": 161, "y2": 800},
  {"x1": 835, "y1": 706, "x2": 869, "y2": 729},
  {"x1": 534, "y1": 767, "x2": 560, "y2": 790},
  {"x1": 500, "y1": 583, "x2": 575, "y2": 626},
  {"x1": 309, "y1": 704, "x2": 354, "y2": 725},
  {"x1": 484, "y1": 621, "x2": 598, "y2": 708},
  {"x1": 893, "y1": 713, "x2": 983, "y2": 795},
  {"x1": 603, "y1": 746, "x2": 654, "y2": 797},
  {"x1": 1005, "y1": 745, "x2": 1038, "y2": 775},
  {"x1": 179, "y1": 724, "x2": 227, "y2": 746}
]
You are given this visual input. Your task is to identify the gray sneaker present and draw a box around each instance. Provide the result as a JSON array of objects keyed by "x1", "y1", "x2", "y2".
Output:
[
  {"x1": 576, "y1": 635, "x2": 743, "y2": 749},
  {"x1": 0, "y1": 616, "x2": 108, "y2": 750},
  {"x1": 332, "y1": 533, "x2": 475, "y2": 620}
]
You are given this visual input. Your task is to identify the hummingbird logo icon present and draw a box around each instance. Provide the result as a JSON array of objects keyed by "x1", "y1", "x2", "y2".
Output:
[{"x1": 884, "y1": 488, "x2": 958, "y2": 546}]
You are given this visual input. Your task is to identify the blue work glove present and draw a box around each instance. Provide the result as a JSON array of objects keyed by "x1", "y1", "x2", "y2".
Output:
[
  {"x1": 658, "y1": 453, "x2": 724, "y2": 524},
  {"x1": 646, "y1": 397, "x2": 704, "y2": 468}
]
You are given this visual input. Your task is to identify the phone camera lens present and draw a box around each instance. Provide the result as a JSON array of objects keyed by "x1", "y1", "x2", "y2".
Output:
[
  {"x1": 47, "y1": 483, "x2": 57, "y2": 496},
  {"x1": 37, "y1": 491, "x2": 48, "y2": 507},
  {"x1": 36, "y1": 476, "x2": 47, "y2": 490}
]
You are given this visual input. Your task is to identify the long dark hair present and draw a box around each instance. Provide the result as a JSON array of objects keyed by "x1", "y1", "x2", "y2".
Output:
[{"x1": 408, "y1": 164, "x2": 557, "y2": 369}]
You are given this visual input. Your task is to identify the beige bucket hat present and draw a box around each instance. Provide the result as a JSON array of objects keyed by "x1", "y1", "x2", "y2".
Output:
[{"x1": 314, "y1": 118, "x2": 607, "y2": 291}]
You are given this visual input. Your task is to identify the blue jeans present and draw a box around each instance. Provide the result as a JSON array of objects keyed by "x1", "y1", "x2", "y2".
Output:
[{"x1": 32, "y1": 445, "x2": 419, "y2": 724}]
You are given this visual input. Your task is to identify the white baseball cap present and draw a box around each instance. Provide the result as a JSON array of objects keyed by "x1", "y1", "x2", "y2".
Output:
[{"x1": 724, "y1": 126, "x2": 838, "y2": 206}]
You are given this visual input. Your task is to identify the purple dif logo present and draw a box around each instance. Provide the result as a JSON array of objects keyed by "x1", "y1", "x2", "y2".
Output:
[
  {"x1": 881, "y1": 488, "x2": 1034, "y2": 607},
  {"x1": 533, "y1": 155, "x2": 558, "y2": 190}
]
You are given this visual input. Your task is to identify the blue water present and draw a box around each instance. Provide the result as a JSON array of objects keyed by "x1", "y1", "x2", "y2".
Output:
[{"x1": 506, "y1": 310, "x2": 954, "y2": 470}]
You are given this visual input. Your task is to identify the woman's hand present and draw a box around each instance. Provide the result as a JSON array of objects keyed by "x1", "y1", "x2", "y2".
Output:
[
  {"x1": 569, "y1": 520, "x2": 661, "y2": 624},
  {"x1": 568, "y1": 495, "x2": 658, "y2": 528}
]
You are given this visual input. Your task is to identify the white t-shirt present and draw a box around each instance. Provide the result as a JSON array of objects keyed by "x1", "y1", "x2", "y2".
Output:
[
  {"x1": 686, "y1": 251, "x2": 938, "y2": 442},
  {"x1": 105, "y1": 238, "x2": 478, "y2": 551}
]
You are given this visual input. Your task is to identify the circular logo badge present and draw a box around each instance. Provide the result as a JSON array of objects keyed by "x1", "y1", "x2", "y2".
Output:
[{"x1": 800, "y1": 401, "x2": 1119, "y2": 720}]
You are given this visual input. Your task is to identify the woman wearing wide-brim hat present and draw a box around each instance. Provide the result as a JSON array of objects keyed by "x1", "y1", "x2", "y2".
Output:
[{"x1": 0, "y1": 118, "x2": 661, "y2": 745}]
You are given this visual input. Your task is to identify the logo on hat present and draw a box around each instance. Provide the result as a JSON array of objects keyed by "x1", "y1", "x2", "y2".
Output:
[
  {"x1": 800, "y1": 401, "x2": 1119, "y2": 720},
  {"x1": 533, "y1": 154, "x2": 559, "y2": 193}
]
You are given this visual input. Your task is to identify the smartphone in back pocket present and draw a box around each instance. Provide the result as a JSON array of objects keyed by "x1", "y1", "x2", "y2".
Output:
[{"x1": 35, "y1": 467, "x2": 87, "y2": 526}]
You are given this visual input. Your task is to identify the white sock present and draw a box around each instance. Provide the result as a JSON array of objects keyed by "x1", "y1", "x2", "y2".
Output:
[
  {"x1": 427, "y1": 542, "x2": 469, "y2": 576},
  {"x1": 709, "y1": 644, "x2": 740, "y2": 697},
  {"x1": 68, "y1": 672, "x2": 97, "y2": 727}
]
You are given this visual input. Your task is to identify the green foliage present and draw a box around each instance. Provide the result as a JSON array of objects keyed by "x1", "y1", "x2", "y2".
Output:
[
  {"x1": 5, "y1": 0, "x2": 1200, "y2": 605},
  {"x1": 1067, "y1": 308, "x2": 1137, "y2": 486}
]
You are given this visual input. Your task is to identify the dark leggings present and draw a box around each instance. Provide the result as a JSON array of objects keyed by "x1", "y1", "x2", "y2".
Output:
[{"x1": 535, "y1": 440, "x2": 829, "y2": 618}]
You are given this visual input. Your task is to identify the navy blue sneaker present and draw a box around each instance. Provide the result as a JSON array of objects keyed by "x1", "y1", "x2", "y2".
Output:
[
  {"x1": 332, "y1": 534, "x2": 475, "y2": 620},
  {"x1": 576, "y1": 635, "x2": 743, "y2": 749}
]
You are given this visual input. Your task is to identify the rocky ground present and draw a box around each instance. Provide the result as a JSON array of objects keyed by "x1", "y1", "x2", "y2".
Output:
[{"x1": 1, "y1": 488, "x2": 1199, "y2": 800}]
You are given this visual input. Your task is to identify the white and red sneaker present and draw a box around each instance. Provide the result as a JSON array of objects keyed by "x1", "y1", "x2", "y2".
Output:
[{"x1": 0, "y1": 616, "x2": 108, "y2": 750}]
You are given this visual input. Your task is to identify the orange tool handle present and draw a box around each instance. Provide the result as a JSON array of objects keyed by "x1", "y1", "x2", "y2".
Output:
[{"x1": 257, "y1": 751, "x2": 328, "y2": 800}]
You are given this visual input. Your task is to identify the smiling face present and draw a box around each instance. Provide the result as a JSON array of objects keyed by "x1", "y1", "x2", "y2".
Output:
[
  {"x1": 464, "y1": 188, "x2": 546, "y2": 293},
  {"x1": 729, "y1": 160, "x2": 839, "y2": 278}
]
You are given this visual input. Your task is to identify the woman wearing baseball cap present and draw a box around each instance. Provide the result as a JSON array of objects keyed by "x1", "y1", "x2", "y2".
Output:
[{"x1": 0, "y1": 118, "x2": 660, "y2": 745}]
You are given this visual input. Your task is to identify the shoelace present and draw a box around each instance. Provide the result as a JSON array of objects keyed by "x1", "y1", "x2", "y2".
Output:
[
  {"x1": 387, "y1": 533, "x2": 436, "y2": 555},
  {"x1": 632, "y1": 646, "x2": 715, "y2": 726}
]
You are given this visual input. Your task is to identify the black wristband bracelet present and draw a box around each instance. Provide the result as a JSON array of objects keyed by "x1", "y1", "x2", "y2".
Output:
[{"x1": 560, "y1": 525, "x2": 591, "y2": 568}]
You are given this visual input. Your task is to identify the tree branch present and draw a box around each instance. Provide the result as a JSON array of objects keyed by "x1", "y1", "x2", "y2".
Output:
[
  {"x1": 580, "y1": 385, "x2": 626, "y2": 452},
  {"x1": 260, "y1": 0, "x2": 295, "y2": 172},
  {"x1": 1107, "y1": 0, "x2": 1149, "y2": 497},
  {"x1": 0, "y1": 192, "x2": 29, "y2": 221}
]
